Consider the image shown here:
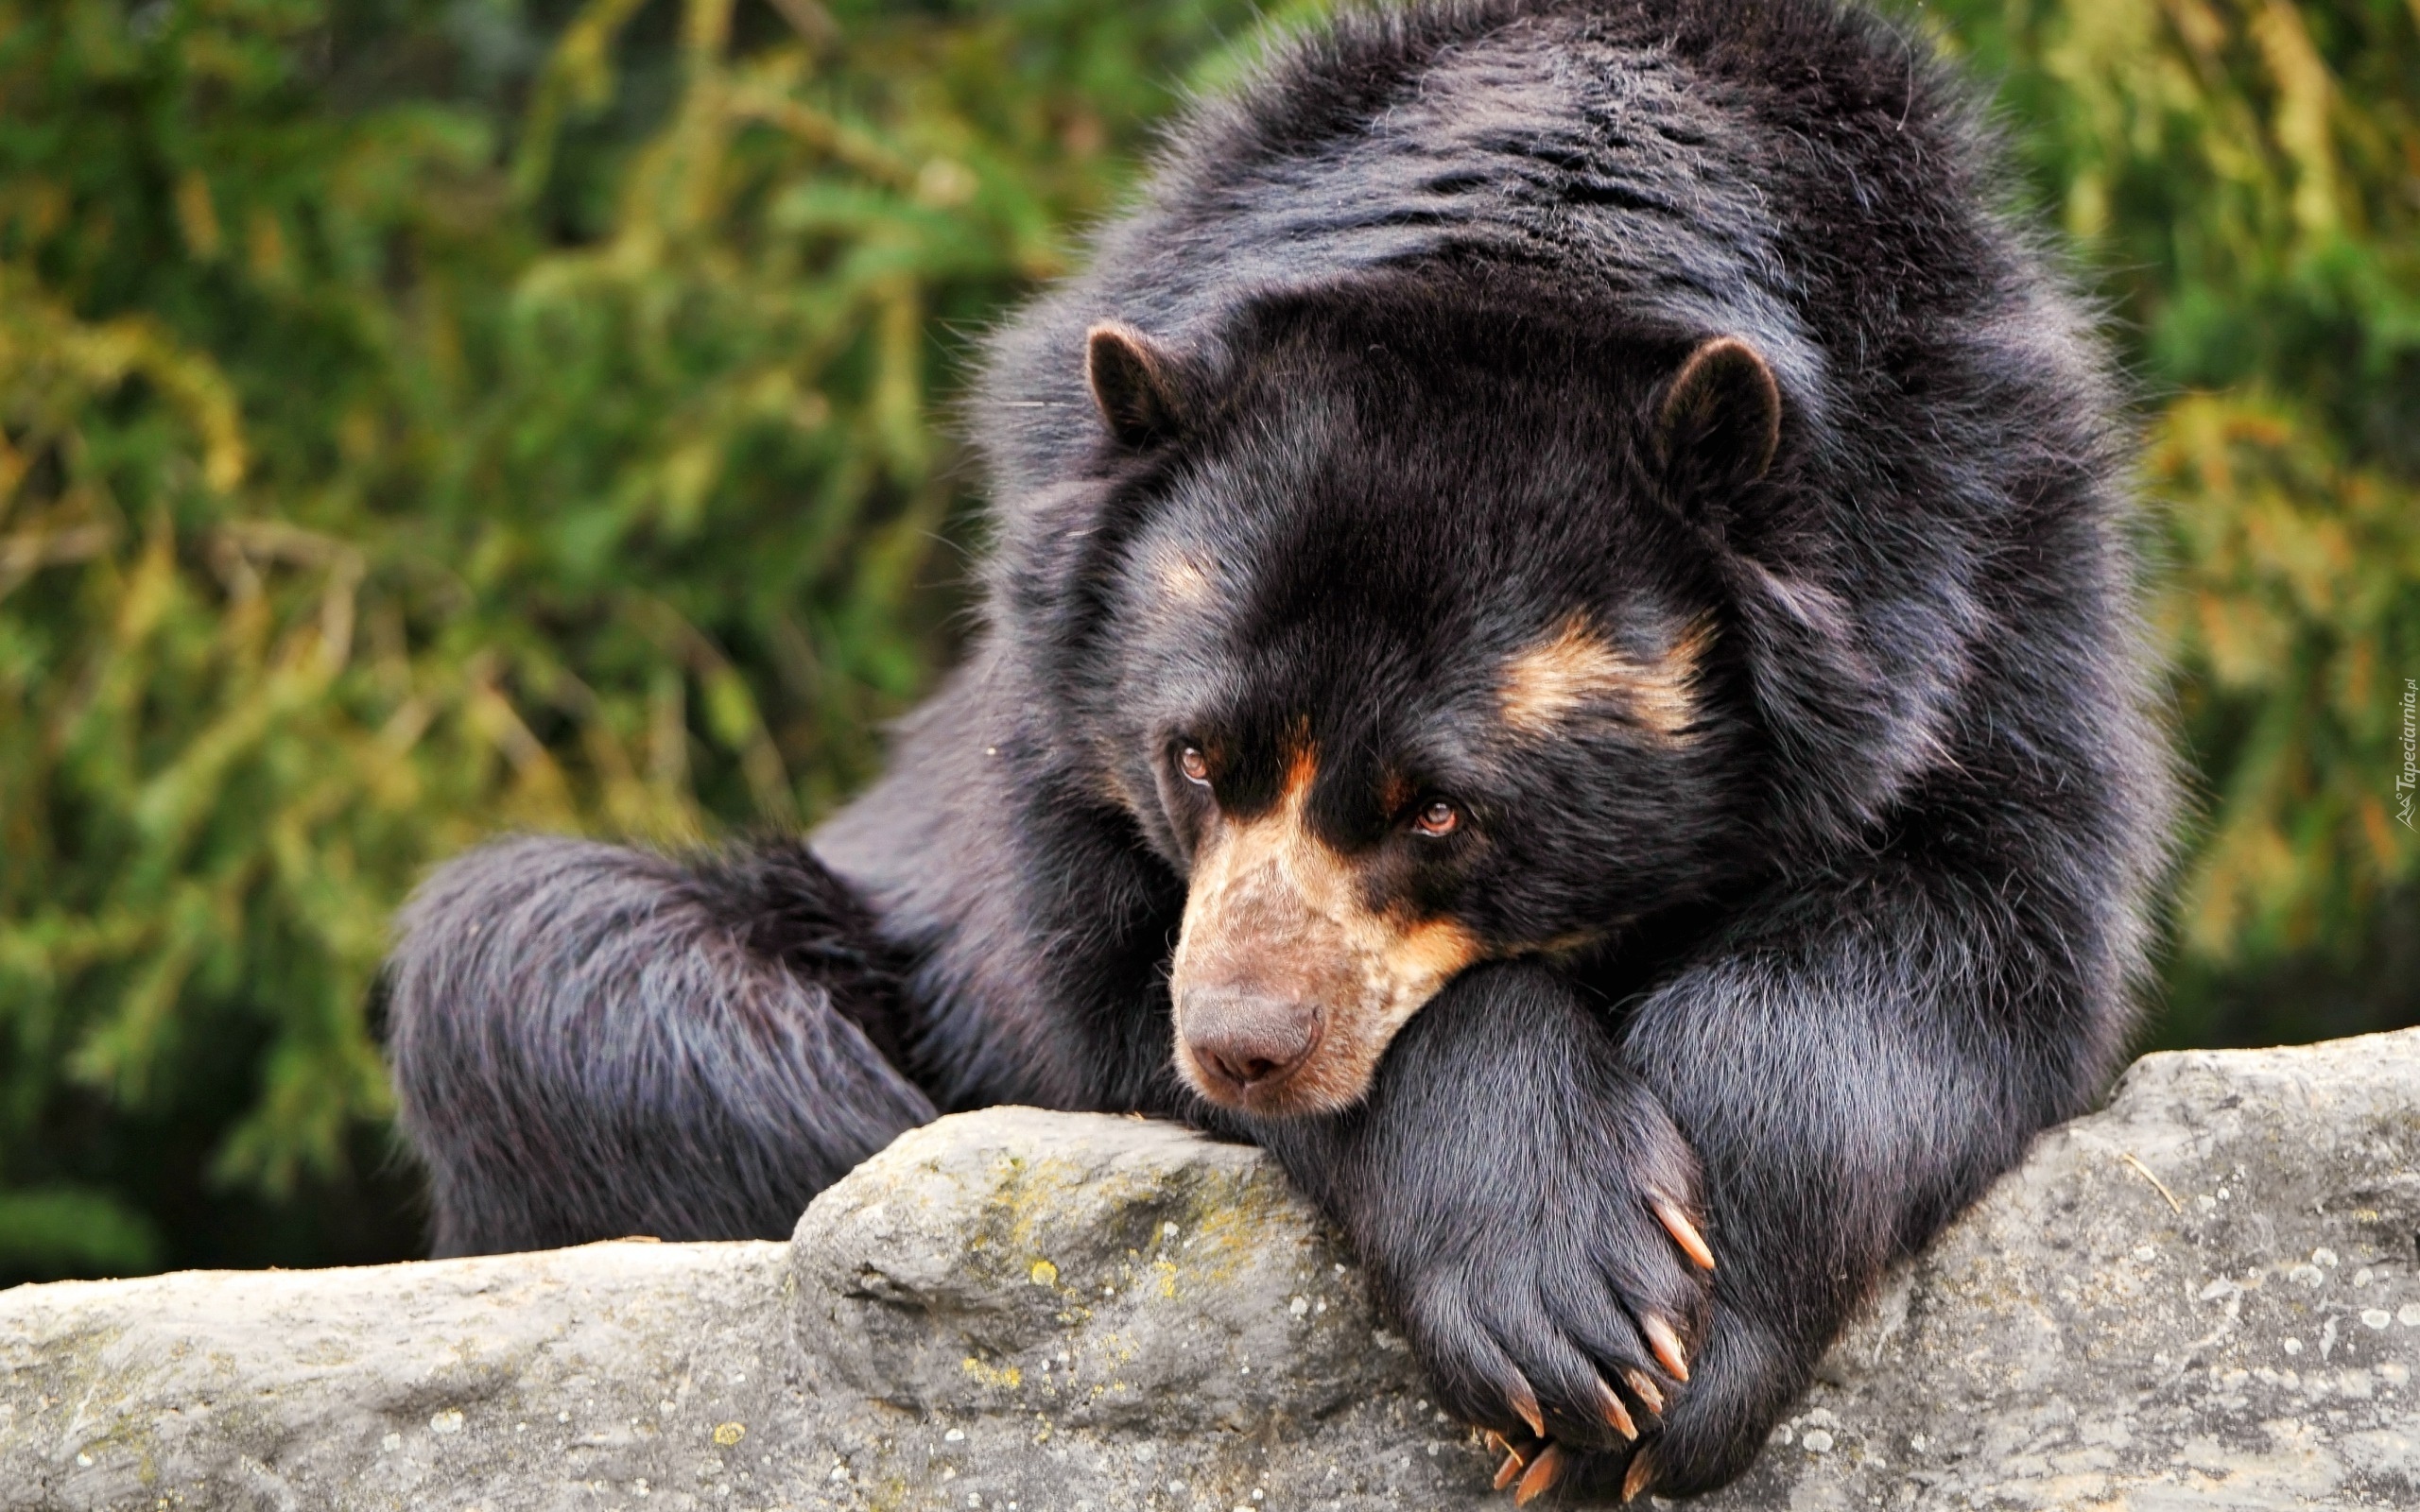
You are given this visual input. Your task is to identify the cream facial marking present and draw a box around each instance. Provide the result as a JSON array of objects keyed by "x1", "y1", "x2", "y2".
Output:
[
  {"x1": 1168, "y1": 749, "x2": 1479, "y2": 1114},
  {"x1": 1497, "y1": 614, "x2": 1710, "y2": 741},
  {"x1": 1138, "y1": 537, "x2": 1218, "y2": 610}
]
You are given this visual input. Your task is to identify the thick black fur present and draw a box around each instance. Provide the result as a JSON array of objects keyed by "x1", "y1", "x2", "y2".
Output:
[
  {"x1": 384, "y1": 837, "x2": 934, "y2": 1255},
  {"x1": 382, "y1": 0, "x2": 2172, "y2": 1497}
]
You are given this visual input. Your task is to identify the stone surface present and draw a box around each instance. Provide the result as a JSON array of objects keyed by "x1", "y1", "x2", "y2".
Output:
[
  {"x1": 0, "y1": 1238, "x2": 799, "y2": 1512},
  {"x1": 1699, "y1": 1027, "x2": 2420, "y2": 1512},
  {"x1": 3, "y1": 1030, "x2": 2416, "y2": 1511},
  {"x1": 788, "y1": 1108, "x2": 1449, "y2": 1512}
]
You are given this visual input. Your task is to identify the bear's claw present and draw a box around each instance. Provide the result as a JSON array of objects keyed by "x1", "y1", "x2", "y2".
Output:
[
  {"x1": 1512, "y1": 1443, "x2": 1567, "y2": 1504},
  {"x1": 1596, "y1": 1379, "x2": 1639, "y2": 1440},
  {"x1": 1623, "y1": 1368, "x2": 1665, "y2": 1416},
  {"x1": 1493, "y1": 1445, "x2": 1530, "y2": 1490},
  {"x1": 1621, "y1": 1447, "x2": 1657, "y2": 1503},
  {"x1": 1640, "y1": 1314, "x2": 1690, "y2": 1382},
  {"x1": 1508, "y1": 1377, "x2": 1547, "y2": 1439},
  {"x1": 1651, "y1": 1196, "x2": 1716, "y2": 1271}
]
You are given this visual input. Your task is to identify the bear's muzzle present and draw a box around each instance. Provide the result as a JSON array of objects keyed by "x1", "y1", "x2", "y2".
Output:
[{"x1": 1169, "y1": 769, "x2": 1477, "y2": 1116}]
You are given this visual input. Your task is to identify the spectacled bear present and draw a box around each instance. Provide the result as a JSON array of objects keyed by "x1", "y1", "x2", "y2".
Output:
[{"x1": 380, "y1": 0, "x2": 2173, "y2": 1499}]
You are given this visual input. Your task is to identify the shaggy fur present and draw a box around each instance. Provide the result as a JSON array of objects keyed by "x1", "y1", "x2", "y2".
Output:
[
  {"x1": 383, "y1": 838, "x2": 933, "y2": 1255},
  {"x1": 383, "y1": 0, "x2": 2173, "y2": 1496}
]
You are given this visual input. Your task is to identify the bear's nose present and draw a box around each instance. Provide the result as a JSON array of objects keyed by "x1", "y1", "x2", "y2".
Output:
[{"x1": 1184, "y1": 990, "x2": 1318, "y2": 1092}]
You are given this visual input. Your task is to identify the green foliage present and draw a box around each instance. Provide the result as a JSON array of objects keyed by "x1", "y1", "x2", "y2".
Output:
[
  {"x1": 1920, "y1": 0, "x2": 2420, "y2": 1040},
  {"x1": 0, "y1": 0, "x2": 2412, "y2": 1280},
  {"x1": 0, "y1": 1186, "x2": 160, "y2": 1276}
]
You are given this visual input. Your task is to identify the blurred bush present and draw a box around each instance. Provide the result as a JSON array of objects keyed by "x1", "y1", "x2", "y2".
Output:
[
  {"x1": 1926, "y1": 0, "x2": 2420, "y2": 1045},
  {"x1": 0, "y1": 0, "x2": 2411, "y2": 1280}
]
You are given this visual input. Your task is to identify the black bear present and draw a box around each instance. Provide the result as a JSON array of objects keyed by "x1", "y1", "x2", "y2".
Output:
[{"x1": 381, "y1": 0, "x2": 2173, "y2": 1498}]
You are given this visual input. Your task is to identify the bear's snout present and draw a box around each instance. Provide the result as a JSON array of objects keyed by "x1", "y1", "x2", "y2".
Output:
[
  {"x1": 1178, "y1": 988, "x2": 1321, "y2": 1097},
  {"x1": 1167, "y1": 771, "x2": 1480, "y2": 1115}
]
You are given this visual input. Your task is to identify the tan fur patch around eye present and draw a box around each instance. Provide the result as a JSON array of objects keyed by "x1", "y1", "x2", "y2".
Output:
[{"x1": 1498, "y1": 615, "x2": 1710, "y2": 741}]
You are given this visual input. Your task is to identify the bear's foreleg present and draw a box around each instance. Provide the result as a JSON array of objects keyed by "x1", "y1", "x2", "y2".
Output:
[
  {"x1": 1611, "y1": 858, "x2": 2122, "y2": 1498},
  {"x1": 1245, "y1": 961, "x2": 1716, "y2": 1502},
  {"x1": 380, "y1": 836, "x2": 936, "y2": 1256}
]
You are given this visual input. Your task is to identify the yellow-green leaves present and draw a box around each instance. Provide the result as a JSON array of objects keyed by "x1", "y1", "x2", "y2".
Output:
[{"x1": 1929, "y1": 0, "x2": 2420, "y2": 1034}]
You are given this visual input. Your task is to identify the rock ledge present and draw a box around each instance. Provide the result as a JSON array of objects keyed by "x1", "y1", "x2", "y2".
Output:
[{"x1": 3, "y1": 1030, "x2": 2416, "y2": 1511}]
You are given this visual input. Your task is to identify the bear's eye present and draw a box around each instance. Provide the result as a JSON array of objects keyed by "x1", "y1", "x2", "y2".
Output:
[
  {"x1": 1412, "y1": 799, "x2": 1460, "y2": 837},
  {"x1": 1178, "y1": 747, "x2": 1211, "y2": 786}
]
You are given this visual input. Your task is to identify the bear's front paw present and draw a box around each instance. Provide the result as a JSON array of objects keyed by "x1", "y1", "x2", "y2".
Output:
[{"x1": 1387, "y1": 1088, "x2": 1716, "y2": 1503}]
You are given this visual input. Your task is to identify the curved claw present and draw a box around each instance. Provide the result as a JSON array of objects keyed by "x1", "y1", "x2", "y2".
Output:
[
  {"x1": 1596, "y1": 1378, "x2": 1639, "y2": 1441},
  {"x1": 1650, "y1": 1195, "x2": 1717, "y2": 1271},
  {"x1": 1513, "y1": 1442, "x2": 1567, "y2": 1505},
  {"x1": 1507, "y1": 1376, "x2": 1547, "y2": 1439},
  {"x1": 1622, "y1": 1446, "x2": 1657, "y2": 1503},
  {"x1": 1640, "y1": 1314, "x2": 1690, "y2": 1383},
  {"x1": 1493, "y1": 1447, "x2": 1530, "y2": 1491},
  {"x1": 1622, "y1": 1368, "x2": 1665, "y2": 1417}
]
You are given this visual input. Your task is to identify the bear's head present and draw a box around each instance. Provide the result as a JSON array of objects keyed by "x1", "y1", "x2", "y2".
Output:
[{"x1": 1039, "y1": 281, "x2": 1792, "y2": 1118}]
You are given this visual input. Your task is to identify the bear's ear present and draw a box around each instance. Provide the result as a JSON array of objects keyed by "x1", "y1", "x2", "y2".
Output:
[
  {"x1": 1655, "y1": 335, "x2": 1782, "y2": 496},
  {"x1": 1085, "y1": 321, "x2": 1184, "y2": 449}
]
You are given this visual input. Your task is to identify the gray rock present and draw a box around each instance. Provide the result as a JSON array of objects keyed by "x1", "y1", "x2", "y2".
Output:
[
  {"x1": 3, "y1": 1030, "x2": 2416, "y2": 1511},
  {"x1": 1700, "y1": 1027, "x2": 2420, "y2": 1512},
  {"x1": 0, "y1": 1236, "x2": 798, "y2": 1511},
  {"x1": 787, "y1": 1108, "x2": 1450, "y2": 1512}
]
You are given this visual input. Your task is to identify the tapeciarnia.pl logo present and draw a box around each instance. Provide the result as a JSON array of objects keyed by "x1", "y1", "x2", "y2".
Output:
[{"x1": 2397, "y1": 678, "x2": 2416, "y2": 832}]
